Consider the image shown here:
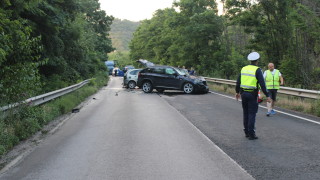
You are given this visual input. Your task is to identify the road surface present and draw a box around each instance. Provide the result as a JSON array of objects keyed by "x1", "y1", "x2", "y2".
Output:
[{"x1": 0, "y1": 77, "x2": 254, "y2": 180}]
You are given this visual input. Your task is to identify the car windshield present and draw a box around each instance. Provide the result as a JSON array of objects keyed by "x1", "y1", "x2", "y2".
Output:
[{"x1": 174, "y1": 68, "x2": 190, "y2": 76}]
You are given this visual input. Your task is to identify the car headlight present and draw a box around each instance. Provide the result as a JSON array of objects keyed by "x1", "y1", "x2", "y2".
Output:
[{"x1": 194, "y1": 77, "x2": 206, "y2": 84}]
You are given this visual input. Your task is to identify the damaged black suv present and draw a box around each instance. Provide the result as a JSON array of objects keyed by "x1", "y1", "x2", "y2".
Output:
[{"x1": 137, "y1": 65, "x2": 209, "y2": 94}]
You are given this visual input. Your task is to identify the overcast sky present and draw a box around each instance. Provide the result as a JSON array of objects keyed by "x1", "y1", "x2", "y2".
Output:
[{"x1": 99, "y1": 0, "x2": 175, "y2": 22}]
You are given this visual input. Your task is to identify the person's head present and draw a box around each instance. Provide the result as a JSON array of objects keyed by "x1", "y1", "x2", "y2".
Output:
[
  {"x1": 268, "y1": 63, "x2": 274, "y2": 71},
  {"x1": 251, "y1": 60, "x2": 258, "y2": 65},
  {"x1": 247, "y1": 52, "x2": 260, "y2": 65}
]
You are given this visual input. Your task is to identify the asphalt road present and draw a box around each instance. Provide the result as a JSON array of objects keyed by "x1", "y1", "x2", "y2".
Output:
[
  {"x1": 161, "y1": 87, "x2": 320, "y2": 179},
  {"x1": 0, "y1": 77, "x2": 254, "y2": 180}
]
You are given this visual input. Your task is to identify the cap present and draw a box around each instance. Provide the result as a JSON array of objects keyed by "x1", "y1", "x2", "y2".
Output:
[{"x1": 247, "y1": 52, "x2": 260, "y2": 61}]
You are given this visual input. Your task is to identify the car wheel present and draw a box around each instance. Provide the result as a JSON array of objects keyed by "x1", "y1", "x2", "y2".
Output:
[
  {"x1": 128, "y1": 81, "x2": 136, "y2": 89},
  {"x1": 183, "y1": 82, "x2": 194, "y2": 94},
  {"x1": 142, "y1": 81, "x2": 153, "y2": 93},
  {"x1": 156, "y1": 89, "x2": 164, "y2": 93}
]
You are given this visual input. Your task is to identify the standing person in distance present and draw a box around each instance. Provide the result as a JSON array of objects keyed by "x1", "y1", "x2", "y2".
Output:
[
  {"x1": 264, "y1": 63, "x2": 284, "y2": 116},
  {"x1": 189, "y1": 67, "x2": 195, "y2": 75},
  {"x1": 235, "y1": 52, "x2": 272, "y2": 140}
]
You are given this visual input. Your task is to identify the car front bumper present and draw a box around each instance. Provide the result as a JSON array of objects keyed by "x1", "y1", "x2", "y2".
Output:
[{"x1": 194, "y1": 83, "x2": 209, "y2": 93}]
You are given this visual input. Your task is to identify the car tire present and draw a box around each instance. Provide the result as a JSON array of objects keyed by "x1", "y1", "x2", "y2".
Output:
[
  {"x1": 183, "y1": 82, "x2": 194, "y2": 94},
  {"x1": 128, "y1": 81, "x2": 136, "y2": 89},
  {"x1": 156, "y1": 89, "x2": 165, "y2": 93},
  {"x1": 142, "y1": 81, "x2": 153, "y2": 93}
]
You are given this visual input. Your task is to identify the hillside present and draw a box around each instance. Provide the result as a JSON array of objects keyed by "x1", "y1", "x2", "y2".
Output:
[{"x1": 109, "y1": 18, "x2": 140, "y2": 52}]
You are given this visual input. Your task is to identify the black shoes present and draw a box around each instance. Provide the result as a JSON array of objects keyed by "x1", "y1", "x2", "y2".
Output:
[
  {"x1": 248, "y1": 135, "x2": 258, "y2": 140},
  {"x1": 245, "y1": 133, "x2": 258, "y2": 140}
]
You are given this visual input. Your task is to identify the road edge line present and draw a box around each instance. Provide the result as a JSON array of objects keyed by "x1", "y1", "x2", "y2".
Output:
[{"x1": 209, "y1": 91, "x2": 320, "y2": 125}]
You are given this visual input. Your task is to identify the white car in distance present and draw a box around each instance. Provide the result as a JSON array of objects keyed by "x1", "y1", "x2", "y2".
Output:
[{"x1": 123, "y1": 69, "x2": 142, "y2": 89}]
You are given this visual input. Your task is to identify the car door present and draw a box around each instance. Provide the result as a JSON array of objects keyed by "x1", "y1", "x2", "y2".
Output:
[
  {"x1": 128, "y1": 69, "x2": 140, "y2": 82},
  {"x1": 162, "y1": 67, "x2": 181, "y2": 89},
  {"x1": 151, "y1": 67, "x2": 166, "y2": 87}
]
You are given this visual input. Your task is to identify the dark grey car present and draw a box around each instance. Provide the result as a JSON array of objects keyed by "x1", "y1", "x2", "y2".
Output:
[{"x1": 137, "y1": 65, "x2": 209, "y2": 94}]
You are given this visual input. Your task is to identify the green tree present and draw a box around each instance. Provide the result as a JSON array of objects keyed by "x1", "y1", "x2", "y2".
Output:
[
  {"x1": 130, "y1": 0, "x2": 224, "y2": 76},
  {"x1": 0, "y1": 0, "x2": 43, "y2": 104}
]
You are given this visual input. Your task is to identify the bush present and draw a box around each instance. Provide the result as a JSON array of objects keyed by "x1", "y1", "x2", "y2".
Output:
[
  {"x1": 0, "y1": 120, "x2": 19, "y2": 156},
  {"x1": 311, "y1": 100, "x2": 320, "y2": 117}
]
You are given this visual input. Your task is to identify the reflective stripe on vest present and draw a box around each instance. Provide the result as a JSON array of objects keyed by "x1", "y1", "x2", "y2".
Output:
[
  {"x1": 265, "y1": 69, "x2": 280, "y2": 89},
  {"x1": 240, "y1": 65, "x2": 259, "y2": 89}
]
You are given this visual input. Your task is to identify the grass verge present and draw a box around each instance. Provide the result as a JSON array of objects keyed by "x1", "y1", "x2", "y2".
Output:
[
  {"x1": 0, "y1": 73, "x2": 108, "y2": 157},
  {"x1": 208, "y1": 82, "x2": 320, "y2": 117}
]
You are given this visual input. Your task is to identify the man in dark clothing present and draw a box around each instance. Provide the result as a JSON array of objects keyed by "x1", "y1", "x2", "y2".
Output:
[
  {"x1": 114, "y1": 69, "x2": 118, "y2": 77},
  {"x1": 235, "y1": 52, "x2": 271, "y2": 140}
]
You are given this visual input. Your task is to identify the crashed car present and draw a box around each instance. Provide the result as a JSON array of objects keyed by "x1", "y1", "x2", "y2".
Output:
[
  {"x1": 136, "y1": 60, "x2": 209, "y2": 94},
  {"x1": 123, "y1": 69, "x2": 141, "y2": 89}
]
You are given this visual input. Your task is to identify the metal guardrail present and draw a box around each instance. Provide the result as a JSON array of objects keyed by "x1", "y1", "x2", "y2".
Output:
[
  {"x1": 1, "y1": 79, "x2": 91, "y2": 111},
  {"x1": 204, "y1": 77, "x2": 320, "y2": 99}
]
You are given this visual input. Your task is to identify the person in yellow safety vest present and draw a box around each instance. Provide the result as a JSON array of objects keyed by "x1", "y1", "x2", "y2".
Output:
[
  {"x1": 263, "y1": 63, "x2": 284, "y2": 116},
  {"x1": 235, "y1": 52, "x2": 272, "y2": 140}
]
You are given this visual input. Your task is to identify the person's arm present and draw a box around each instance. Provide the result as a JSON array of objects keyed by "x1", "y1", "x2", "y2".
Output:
[
  {"x1": 235, "y1": 75, "x2": 241, "y2": 100},
  {"x1": 235, "y1": 75, "x2": 241, "y2": 93},
  {"x1": 256, "y1": 68, "x2": 269, "y2": 97},
  {"x1": 279, "y1": 72, "x2": 284, "y2": 85}
]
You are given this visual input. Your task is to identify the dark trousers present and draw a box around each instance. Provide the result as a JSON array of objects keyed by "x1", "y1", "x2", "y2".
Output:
[{"x1": 241, "y1": 91, "x2": 258, "y2": 136}]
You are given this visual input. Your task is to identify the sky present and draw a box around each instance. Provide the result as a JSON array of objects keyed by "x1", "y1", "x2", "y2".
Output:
[{"x1": 99, "y1": 0, "x2": 175, "y2": 22}]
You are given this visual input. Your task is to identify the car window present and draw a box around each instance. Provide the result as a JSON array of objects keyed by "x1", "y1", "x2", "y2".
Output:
[
  {"x1": 153, "y1": 67, "x2": 165, "y2": 74},
  {"x1": 165, "y1": 68, "x2": 176, "y2": 75},
  {"x1": 175, "y1": 68, "x2": 189, "y2": 76},
  {"x1": 143, "y1": 68, "x2": 152, "y2": 73},
  {"x1": 129, "y1": 70, "x2": 138, "y2": 75}
]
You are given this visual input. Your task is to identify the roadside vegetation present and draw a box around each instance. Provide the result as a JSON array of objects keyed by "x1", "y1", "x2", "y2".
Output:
[
  {"x1": 0, "y1": 0, "x2": 114, "y2": 106},
  {"x1": 208, "y1": 82, "x2": 320, "y2": 117},
  {"x1": 0, "y1": 74, "x2": 108, "y2": 157}
]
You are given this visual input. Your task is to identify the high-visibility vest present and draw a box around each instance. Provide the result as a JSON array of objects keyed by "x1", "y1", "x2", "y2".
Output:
[
  {"x1": 265, "y1": 69, "x2": 280, "y2": 89},
  {"x1": 240, "y1": 65, "x2": 259, "y2": 90}
]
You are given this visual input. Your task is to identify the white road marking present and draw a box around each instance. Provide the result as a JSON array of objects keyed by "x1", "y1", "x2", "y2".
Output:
[{"x1": 209, "y1": 91, "x2": 320, "y2": 125}]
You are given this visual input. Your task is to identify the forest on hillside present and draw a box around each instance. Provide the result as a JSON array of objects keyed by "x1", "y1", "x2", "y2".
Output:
[
  {"x1": 129, "y1": 0, "x2": 320, "y2": 89},
  {"x1": 0, "y1": 0, "x2": 114, "y2": 105},
  {"x1": 110, "y1": 18, "x2": 140, "y2": 52}
]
